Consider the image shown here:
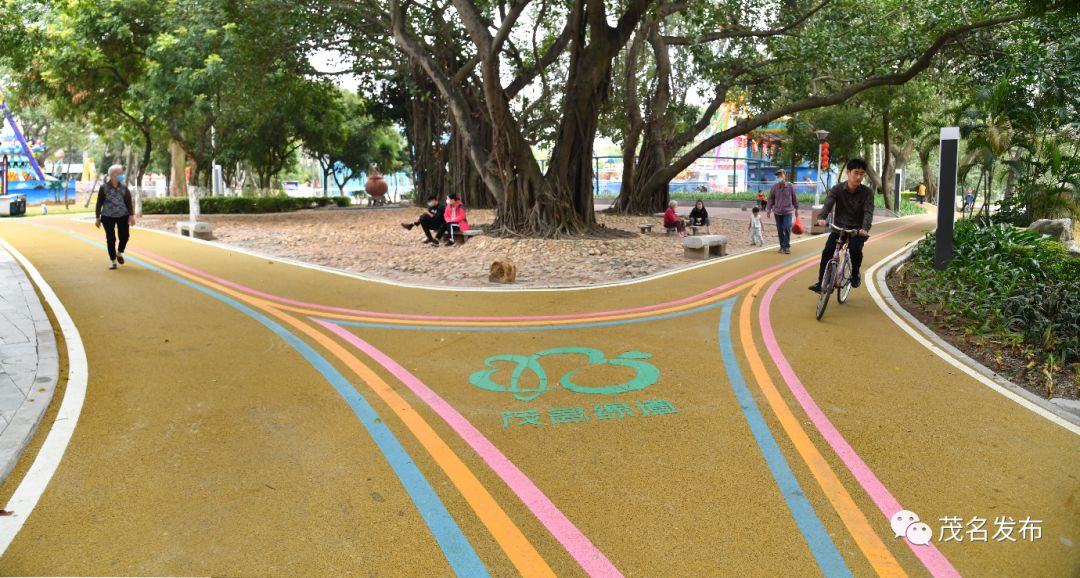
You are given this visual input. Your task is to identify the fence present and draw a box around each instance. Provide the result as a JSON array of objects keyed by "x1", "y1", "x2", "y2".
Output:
[{"x1": 537, "y1": 155, "x2": 831, "y2": 197}]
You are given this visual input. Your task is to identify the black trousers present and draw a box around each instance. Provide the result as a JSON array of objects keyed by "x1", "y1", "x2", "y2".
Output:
[
  {"x1": 419, "y1": 213, "x2": 445, "y2": 241},
  {"x1": 101, "y1": 216, "x2": 130, "y2": 260},
  {"x1": 818, "y1": 230, "x2": 867, "y2": 282}
]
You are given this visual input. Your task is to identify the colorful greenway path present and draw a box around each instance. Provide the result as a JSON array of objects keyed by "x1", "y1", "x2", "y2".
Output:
[{"x1": 0, "y1": 214, "x2": 1076, "y2": 576}]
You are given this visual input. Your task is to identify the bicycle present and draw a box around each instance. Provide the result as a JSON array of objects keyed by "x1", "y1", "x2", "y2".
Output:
[{"x1": 815, "y1": 223, "x2": 859, "y2": 321}]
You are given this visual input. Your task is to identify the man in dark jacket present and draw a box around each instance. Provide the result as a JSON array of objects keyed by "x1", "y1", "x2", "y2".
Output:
[
  {"x1": 401, "y1": 195, "x2": 446, "y2": 245},
  {"x1": 809, "y1": 158, "x2": 874, "y2": 292}
]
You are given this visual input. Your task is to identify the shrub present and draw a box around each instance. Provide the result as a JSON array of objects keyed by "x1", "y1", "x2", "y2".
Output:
[
  {"x1": 904, "y1": 220, "x2": 1080, "y2": 365},
  {"x1": 142, "y1": 196, "x2": 350, "y2": 214}
]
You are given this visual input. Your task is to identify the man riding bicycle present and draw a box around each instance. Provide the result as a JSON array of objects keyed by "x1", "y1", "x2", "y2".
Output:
[{"x1": 809, "y1": 158, "x2": 874, "y2": 293}]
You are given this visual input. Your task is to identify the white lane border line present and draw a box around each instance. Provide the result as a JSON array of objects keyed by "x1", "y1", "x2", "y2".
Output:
[
  {"x1": 70, "y1": 212, "x2": 910, "y2": 293},
  {"x1": 0, "y1": 238, "x2": 89, "y2": 554},
  {"x1": 867, "y1": 242, "x2": 1080, "y2": 436}
]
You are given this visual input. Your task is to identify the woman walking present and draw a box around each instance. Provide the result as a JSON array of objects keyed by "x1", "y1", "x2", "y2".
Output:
[{"x1": 95, "y1": 164, "x2": 135, "y2": 270}]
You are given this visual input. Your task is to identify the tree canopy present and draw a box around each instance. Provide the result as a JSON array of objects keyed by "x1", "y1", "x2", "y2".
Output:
[{"x1": 1, "y1": 0, "x2": 1074, "y2": 229}]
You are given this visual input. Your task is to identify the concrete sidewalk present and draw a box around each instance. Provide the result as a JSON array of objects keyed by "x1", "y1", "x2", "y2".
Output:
[{"x1": 0, "y1": 243, "x2": 60, "y2": 484}]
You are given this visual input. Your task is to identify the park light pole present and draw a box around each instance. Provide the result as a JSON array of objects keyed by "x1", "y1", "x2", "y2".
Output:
[{"x1": 814, "y1": 129, "x2": 830, "y2": 205}]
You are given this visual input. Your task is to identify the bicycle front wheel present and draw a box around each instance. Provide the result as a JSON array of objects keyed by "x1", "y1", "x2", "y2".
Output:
[
  {"x1": 838, "y1": 256, "x2": 853, "y2": 304},
  {"x1": 816, "y1": 261, "x2": 836, "y2": 320}
]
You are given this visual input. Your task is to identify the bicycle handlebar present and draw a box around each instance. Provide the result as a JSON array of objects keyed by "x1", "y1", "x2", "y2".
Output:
[{"x1": 830, "y1": 223, "x2": 860, "y2": 234}]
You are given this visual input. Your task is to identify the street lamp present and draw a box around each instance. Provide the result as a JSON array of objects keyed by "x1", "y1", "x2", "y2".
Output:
[{"x1": 813, "y1": 129, "x2": 830, "y2": 204}]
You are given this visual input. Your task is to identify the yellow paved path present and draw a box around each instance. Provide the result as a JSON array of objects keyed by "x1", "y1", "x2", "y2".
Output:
[{"x1": 0, "y1": 214, "x2": 1076, "y2": 577}]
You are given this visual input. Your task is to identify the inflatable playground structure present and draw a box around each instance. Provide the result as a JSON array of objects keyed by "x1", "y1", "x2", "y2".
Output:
[{"x1": 1, "y1": 99, "x2": 77, "y2": 215}]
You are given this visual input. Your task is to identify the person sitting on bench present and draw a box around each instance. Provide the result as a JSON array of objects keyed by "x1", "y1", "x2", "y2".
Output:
[
  {"x1": 402, "y1": 195, "x2": 446, "y2": 245},
  {"x1": 663, "y1": 201, "x2": 687, "y2": 237},
  {"x1": 441, "y1": 193, "x2": 470, "y2": 246},
  {"x1": 688, "y1": 199, "x2": 709, "y2": 229}
]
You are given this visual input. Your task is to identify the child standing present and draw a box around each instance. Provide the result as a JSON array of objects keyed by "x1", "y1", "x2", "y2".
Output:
[{"x1": 749, "y1": 206, "x2": 765, "y2": 246}]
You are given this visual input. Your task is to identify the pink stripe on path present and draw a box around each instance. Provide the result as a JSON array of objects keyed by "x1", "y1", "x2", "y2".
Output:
[
  {"x1": 135, "y1": 247, "x2": 789, "y2": 323},
  {"x1": 314, "y1": 319, "x2": 623, "y2": 577},
  {"x1": 757, "y1": 240, "x2": 960, "y2": 577}
]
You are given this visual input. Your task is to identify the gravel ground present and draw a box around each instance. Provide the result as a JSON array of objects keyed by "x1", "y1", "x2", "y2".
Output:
[{"x1": 136, "y1": 206, "x2": 799, "y2": 287}]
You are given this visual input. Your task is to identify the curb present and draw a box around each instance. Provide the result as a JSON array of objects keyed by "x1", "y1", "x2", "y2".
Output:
[
  {"x1": 869, "y1": 245, "x2": 1080, "y2": 435},
  {"x1": 0, "y1": 236, "x2": 89, "y2": 554},
  {"x1": 0, "y1": 246, "x2": 60, "y2": 486},
  {"x1": 93, "y1": 213, "x2": 915, "y2": 294}
]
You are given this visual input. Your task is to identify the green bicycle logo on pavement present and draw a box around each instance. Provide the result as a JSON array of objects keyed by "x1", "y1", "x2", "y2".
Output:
[{"x1": 469, "y1": 347, "x2": 660, "y2": 402}]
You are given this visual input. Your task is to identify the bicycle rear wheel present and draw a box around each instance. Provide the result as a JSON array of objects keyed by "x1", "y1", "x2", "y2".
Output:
[
  {"x1": 816, "y1": 261, "x2": 836, "y2": 320},
  {"x1": 838, "y1": 256, "x2": 853, "y2": 304}
]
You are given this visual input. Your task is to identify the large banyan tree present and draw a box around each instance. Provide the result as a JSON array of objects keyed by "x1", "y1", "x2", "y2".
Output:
[{"x1": 317, "y1": 0, "x2": 1063, "y2": 237}]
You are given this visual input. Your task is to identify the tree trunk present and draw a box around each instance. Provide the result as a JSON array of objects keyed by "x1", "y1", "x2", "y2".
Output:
[
  {"x1": 921, "y1": 158, "x2": 937, "y2": 204},
  {"x1": 406, "y1": 68, "x2": 450, "y2": 206},
  {"x1": 881, "y1": 109, "x2": 893, "y2": 210},
  {"x1": 544, "y1": 36, "x2": 615, "y2": 230},
  {"x1": 917, "y1": 137, "x2": 938, "y2": 204},
  {"x1": 455, "y1": 84, "x2": 498, "y2": 210},
  {"x1": 890, "y1": 139, "x2": 915, "y2": 186},
  {"x1": 169, "y1": 140, "x2": 188, "y2": 197},
  {"x1": 137, "y1": 125, "x2": 152, "y2": 188},
  {"x1": 1002, "y1": 148, "x2": 1022, "y2": 200},
  {"x1": 864, "y1": 144, "x2": 883, "y2": 191},
  {"x1": 611, "y1": 23, "x2": 672, "y2": 215}
]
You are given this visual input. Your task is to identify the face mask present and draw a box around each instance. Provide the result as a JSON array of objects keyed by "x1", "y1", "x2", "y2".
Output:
[{"x1": 117, "y1": 174, "x2": 126, "y2": 184}]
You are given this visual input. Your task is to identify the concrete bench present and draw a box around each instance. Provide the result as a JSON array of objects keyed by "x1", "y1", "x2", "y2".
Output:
[
  {"x1": 682, "y1": 234, "x2": 728, "y2": 260},
  {"x1": 638, "y1": 223, "x2": 653, "y2": 233},
  {"x1": 450, "y1": 228, "x2": 484, "y2": 244},
  {"x1": 176, "y1": 220, "x2": 214, "y2": 240}
]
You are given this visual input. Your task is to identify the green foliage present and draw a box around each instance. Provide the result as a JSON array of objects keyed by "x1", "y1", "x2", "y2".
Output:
[
  {"x1": 905, "y1": 220, "x2": 1080, "y2": 366},
  {"x1": 142, "y1": 195, "x2": 350, "y2": 214},
  {"x1": 873, "y1": 194, "x2": 927, "y2": 216},
  {"x1": 959, "y1": 12, "x2": 1080, "y2": 225}
]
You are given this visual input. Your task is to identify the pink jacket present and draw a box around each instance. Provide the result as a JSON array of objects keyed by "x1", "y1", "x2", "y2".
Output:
[{"x1": 444, "y1": 201, "x2": 470, "y2": 232}]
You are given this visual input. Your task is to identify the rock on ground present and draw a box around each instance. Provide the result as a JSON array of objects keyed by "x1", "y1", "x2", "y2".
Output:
[{"x1": 1028, "y1": 218, "x2": 1073, "y2": 243}]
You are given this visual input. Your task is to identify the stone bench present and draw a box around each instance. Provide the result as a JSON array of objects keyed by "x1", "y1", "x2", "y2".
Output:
[
  {"x1": 682, "y1": 234, "x2": 728, "y2": 260},
  {"x1": 176, "y1": 220, "x2": 214, "y2": 240},
  {"x1": 450, "y1": 228, "x2": 484, "y2": 244},
  {"x1": 638, "y1": 223, "x2": 653, "y2": 233}
]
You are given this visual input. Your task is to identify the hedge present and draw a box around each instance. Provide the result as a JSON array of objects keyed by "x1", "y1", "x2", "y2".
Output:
[{"x1": 142, "y1": 196, "x2": 351, "y2": 214}]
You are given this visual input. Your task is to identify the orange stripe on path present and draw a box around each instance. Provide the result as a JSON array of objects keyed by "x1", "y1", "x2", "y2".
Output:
[
  {"x1": 127, "y1": 248, "x2": 557, "y2": 578},
  {"x1": 738, "y1": 275, "x2": 908, "y2": 578}
]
